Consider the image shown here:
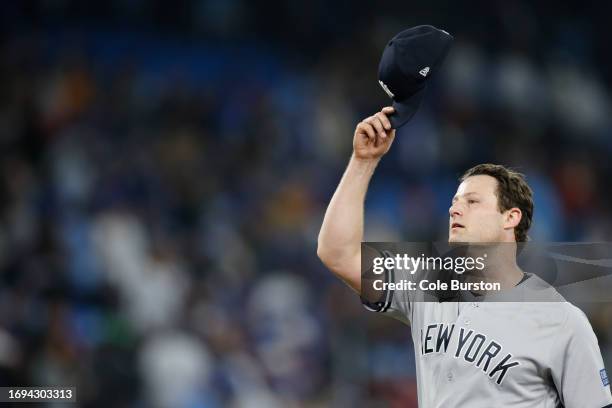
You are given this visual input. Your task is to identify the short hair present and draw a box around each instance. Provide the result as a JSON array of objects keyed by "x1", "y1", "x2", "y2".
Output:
[{"x1": 460, "y1": 164, "x2": 534, "y2": 242}]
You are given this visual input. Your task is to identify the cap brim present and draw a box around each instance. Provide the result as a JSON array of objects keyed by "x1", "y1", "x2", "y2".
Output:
[{"x1": 389, "y1": 87, "x2": 426, "y2": 129}]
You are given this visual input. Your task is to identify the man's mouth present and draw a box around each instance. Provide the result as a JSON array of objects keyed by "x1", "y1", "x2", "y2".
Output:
[{"x1": 451, "y1": 222, "x2": 465, "y2": 230}]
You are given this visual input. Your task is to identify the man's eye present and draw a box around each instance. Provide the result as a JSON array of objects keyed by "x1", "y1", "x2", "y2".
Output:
[{"x1": 468, "y1": 200, "x2": 478, "y2": 204}]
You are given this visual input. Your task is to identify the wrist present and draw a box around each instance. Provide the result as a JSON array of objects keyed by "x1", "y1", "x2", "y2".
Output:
[
  {"x1": 351, "y1": 153, "x2": 381, "y2": 166},
  {"x1": 349, "y1": 153, "x2": 380, "y2": 175}
]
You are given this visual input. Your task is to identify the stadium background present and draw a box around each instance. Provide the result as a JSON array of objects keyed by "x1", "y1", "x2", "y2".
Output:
[{"x1": 1, "y1": 1, "x2": 612, "y2": 406}]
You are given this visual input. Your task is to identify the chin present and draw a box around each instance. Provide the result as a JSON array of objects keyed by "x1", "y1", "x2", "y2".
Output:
[
  {"x1": 448, "y1": 233, "x2": 467, "y2": 243},
  {"x1": 449, "y1": 232, "x2": 482, "y2": 244}
]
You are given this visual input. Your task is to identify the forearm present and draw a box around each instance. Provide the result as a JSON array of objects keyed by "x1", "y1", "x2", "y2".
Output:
[
  {"x1": 317, "y1": 106, "x2": 395, "y2": 292},
  {"x1": 317, "y1": 155, "x2": 379, "y2": 290}
]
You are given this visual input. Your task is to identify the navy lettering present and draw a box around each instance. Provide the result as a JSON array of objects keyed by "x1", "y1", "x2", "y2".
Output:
[
  {"x1": 424, "y1": 324, "x2": 437, "y2": 354},
  {"x1": 488, "y1": 353, "x2": 520, "y2": 385},
  {"x1": 477, "y1": 341, "x2": 501, "y2": 372},
  {"x1": 436, "y1": 324, "x2": 455, "y2": 353},
  {"x1": 464, "y1": 334, "x2": 485, "y2": 363},
  {"x1": 455, "y1": 328, "x2": 474, "y2": 358}
]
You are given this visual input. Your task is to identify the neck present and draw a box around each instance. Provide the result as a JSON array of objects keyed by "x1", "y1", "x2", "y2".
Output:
[{"x1": 465, "y1": 243, "x2": 524, "y2": 290}]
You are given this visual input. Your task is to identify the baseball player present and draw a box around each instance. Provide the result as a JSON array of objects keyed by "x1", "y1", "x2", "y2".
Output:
[{"x1": 317, "y1": 26, "x2": 612, "y2": 408}]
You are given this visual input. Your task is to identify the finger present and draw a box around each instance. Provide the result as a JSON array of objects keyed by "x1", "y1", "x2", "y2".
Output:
[
  {"x1": 375, "y1": 111, "x2": 392, "y2": 131},
  {"x1": 382, "y1": 106, "x2": 395, "y2": 114},
  {"x1": 373, "y1": 129, "x2": 381, "y2": 147},
  {"x1": 365, "y1": 115, "x2": 386, "y2": 139},
  {"x1": 380, "y1": 129, "x2": 396, "y2": 149},
  {"x1": 357, "y1": 122, "x2": 376, "y2": 141}
]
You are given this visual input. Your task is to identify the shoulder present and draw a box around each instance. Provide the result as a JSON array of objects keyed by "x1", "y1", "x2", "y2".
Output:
[
  {"x1": 522, "y1": 272, "x2": 566, "y2": 302},
  {"x1": 526, "y1": 274, "x2": 592, "y2": 331},
  {"x1": 521, "y1": 275, "x2": 597, "y2": 337},
  {"x1": 513, "y1": 274, "x2": 570, "y2": 326},
  {"x1": 560, "y1": 302, "x2": 596, "y2": 336},
  {"x1": 514, "y1": 275, "x2": 596, "y2": 335}
]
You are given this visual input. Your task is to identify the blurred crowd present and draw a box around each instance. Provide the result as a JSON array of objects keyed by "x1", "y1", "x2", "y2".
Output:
[{"x1": 1, "y1": 1, "x2": 612, "y2": 407}]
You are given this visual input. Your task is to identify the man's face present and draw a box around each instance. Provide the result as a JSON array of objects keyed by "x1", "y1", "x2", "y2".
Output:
[{"x1": 448, "y1": 175, "x2": 508, "y2": 243}]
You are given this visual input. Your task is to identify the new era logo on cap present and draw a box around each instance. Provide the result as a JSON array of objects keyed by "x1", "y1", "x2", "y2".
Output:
[
  {"x1": 601, "y1": 368, "x2": 610, "y2": 386},
  {"x1": 419, "y1": 67, "x2": 430, "y2": 77},
  {"x1": 378, "y1": 80, "x2": 395, "y2": 98}
]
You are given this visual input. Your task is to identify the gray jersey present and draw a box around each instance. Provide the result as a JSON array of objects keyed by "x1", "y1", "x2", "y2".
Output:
[{"x1": 364, "y1": 271, "x2": 612, "y2": 408}]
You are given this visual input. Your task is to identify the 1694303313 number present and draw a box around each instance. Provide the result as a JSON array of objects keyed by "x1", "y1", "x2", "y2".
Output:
[{"x1": 2, "y1": 387, "x2": 76, "y2": 402}]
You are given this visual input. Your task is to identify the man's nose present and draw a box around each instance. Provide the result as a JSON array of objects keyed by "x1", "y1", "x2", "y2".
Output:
[{"x1": 449, "y1": 203, "x2": 462, "y2": 218}]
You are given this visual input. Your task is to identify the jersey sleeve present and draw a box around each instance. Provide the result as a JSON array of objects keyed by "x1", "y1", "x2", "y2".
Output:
[
  {"x1": 550, "y1": 305, "x2": 612, "y2": 408},
  {"x1": 361, "y1": 250, "x2": 414, "y2": 325}
]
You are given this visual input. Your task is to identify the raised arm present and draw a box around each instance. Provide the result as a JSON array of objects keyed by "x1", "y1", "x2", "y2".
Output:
[{"x1": 317, "y1": 107, "x2": 396, "y2": 293}]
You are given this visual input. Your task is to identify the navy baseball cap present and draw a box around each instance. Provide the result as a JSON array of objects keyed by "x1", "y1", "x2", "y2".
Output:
[{"x1": 378, "y1": 25, "x2": 453, "y2": 128}]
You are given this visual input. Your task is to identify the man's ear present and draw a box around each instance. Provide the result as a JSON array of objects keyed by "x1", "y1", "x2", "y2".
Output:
[{"x1": 504, "y1": 207, "x2": 522, "y2": 230}]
